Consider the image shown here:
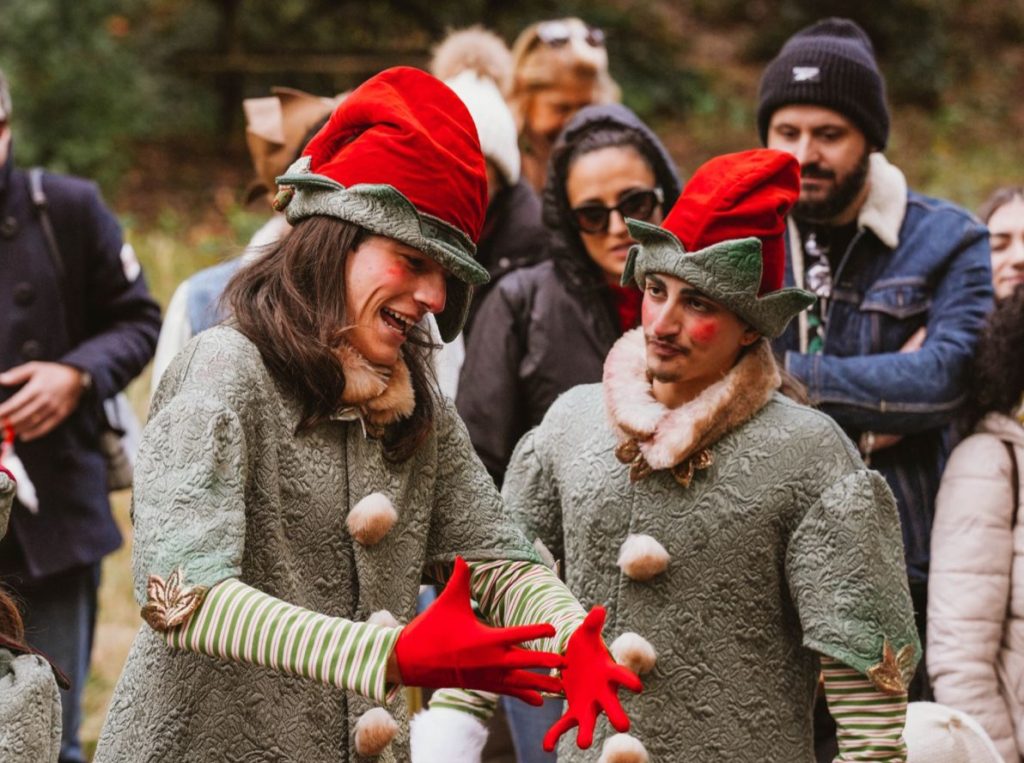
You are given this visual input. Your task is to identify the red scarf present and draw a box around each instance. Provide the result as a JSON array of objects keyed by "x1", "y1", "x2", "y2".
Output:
[{"x1": 608, "y1": 283, "x2": 642, "y2": 333}]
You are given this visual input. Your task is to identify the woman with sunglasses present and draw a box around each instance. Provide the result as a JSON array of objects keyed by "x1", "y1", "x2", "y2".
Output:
[{"x1": 458, "y1": 103, "x2": 680, "y2": 492}]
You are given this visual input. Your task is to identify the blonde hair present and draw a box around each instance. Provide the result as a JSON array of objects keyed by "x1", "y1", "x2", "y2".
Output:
[{"x1": 508, "y1": 18, "x2": 620, "y2": 124}]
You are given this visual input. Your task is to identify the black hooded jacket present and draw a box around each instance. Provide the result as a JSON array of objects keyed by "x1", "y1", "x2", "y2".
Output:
[{"x1": 456, "y1": 104, "x2": 681, "y2": 485}]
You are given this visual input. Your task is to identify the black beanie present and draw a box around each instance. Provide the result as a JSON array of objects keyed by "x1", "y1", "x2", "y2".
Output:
[{"x1": 757, "y1": 18, "x2": 889, "y2": 150}]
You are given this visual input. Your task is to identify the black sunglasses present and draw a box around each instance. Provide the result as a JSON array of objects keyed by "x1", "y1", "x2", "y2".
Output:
[
  {"x1": 571, "y1": 187, "x2": 664, "y2": 234},
  {"x1": 535, "y1": 21, "x2": 606, "y2": 49}
]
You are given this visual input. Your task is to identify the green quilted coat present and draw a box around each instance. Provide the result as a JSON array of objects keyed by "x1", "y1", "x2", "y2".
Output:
[
  {"x1": 507, "y1": 336, "x2": 919, "y2": 761},
  {"x1": 95, "y1": 326, "x2": 536, "y2": 762}
]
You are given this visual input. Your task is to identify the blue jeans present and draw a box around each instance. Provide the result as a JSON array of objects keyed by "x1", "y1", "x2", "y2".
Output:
[
  {"x1": 503, "y1": 693, "x2": 563, "y2": 763},
  {"x1": 16, "y1": 563, "x2": 101, "y2": 763}
]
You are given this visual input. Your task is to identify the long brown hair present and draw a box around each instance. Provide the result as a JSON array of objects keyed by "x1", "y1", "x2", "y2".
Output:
[
  {"x1": 0, "y1": 588, "x2": 24, "y2": 642},
  {"x1": 224, "y1": 215, "x2": 439, "y2": 462}
]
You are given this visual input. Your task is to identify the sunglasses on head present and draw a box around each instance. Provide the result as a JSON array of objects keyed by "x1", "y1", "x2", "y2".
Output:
[
  {"x1": 571, "y1": 187, "x2": 664, "y2": 234},
  {"x1": 535, "y1": 21, "x2": 606, "y2": 49}
]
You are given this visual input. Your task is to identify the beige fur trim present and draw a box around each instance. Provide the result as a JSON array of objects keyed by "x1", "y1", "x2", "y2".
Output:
[
  {"x1": 610, "y1": 632, "x2": 657, "y2": 675},
  {"x1": 364, "y1": 355, "x2": 416, "y2": 426},
  {"x1": 348, "y1": 492, "x2": 398, "y2": 546},
  {"x1": 335, "y1": 340, "x2": 415, "y2": 427},
  {"x1": 354, "y1": 707, "x2": 399, "y2": 756},
  {"x1": 598, "y1": 733, "x2": 649, "y2": 763},
  {"x1": 604, "y1": 330, "x2": 780, "y2": 470},
  {"x1": 617, "y1": 534, "x2": 670, "y2": 581},
  {"x1": 858, "y1": 153, "x2": 907, "y2": 250}
]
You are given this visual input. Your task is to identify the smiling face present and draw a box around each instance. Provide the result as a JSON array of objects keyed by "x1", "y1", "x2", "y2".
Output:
[
  {"x1": 566, "y1": 145, "x2": 662, "y2": 284},
  {"x1": 343, "y1": 235, "x2": 447, "y2": 367},
  {"x1": 988, "y1": 195, "x2": 1024, "y2": 300},
  {"x1": 767, "y1": 104, "x2": 870, "y2": 224},
  {"x1": 642, "y1": 273, "x2": 760, "y2": 407}
]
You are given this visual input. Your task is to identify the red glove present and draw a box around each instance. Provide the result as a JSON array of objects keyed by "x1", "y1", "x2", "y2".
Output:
[
  {"x1": 394, "y1": 556, "x2": 564, "y2": 705},
  {"x1": 543, "y1": 606, "x2": 642, "y2": 751}
]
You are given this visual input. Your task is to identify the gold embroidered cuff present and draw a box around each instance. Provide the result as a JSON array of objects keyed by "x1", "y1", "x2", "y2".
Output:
[
  {"x1": 866, "y1": 639, "x2": 915, "y2": 695},
  {"x1": 141, "y1": 567, "x2": 209, "y2": 632}
]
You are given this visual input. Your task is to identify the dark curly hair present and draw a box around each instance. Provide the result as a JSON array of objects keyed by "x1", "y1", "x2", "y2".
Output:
[{"x1": 966, "y1": 284, "x2": 1024, "y2": 426}]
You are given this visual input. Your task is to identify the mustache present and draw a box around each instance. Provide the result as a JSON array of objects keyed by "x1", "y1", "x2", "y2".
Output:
[
  {"x1": 645, "y1": 334, "x2": 690, "y2": 354},
  {"x1": 801, "y1": 164, "x2": 835, "y2": 180}
]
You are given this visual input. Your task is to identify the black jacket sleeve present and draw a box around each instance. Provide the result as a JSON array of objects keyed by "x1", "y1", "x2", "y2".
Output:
[{"x1": 456, "y1": 276, "x2": 530, "y2": 487}]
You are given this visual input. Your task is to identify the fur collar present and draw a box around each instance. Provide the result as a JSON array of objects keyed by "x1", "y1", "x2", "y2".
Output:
[
  {"x1": 858, "y1": 153, "x2": 907, "y2": 249},
  {"x1": 334, "y1": 341, "x2": 415, "y2": 430},
  {"x1": 603, "y1": 328, "x2": 780, "y2": 477}
]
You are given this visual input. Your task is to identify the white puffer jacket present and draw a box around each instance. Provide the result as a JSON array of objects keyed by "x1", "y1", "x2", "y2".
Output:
[{"x1": 929, "y1": 412, "x2": 1024, "y2": 762}]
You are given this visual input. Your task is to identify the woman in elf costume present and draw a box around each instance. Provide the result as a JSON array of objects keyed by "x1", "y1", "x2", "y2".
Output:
[{"x1": 94, "y1": 68, "x2": 638, "y2": 762}]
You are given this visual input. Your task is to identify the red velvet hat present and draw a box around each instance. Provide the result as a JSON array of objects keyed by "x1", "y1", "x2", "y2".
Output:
[
  {"x1": 665, "y1": 148, "x2": 799, "y2": 294},
  {"x1": 622, "y1": 149, "x2": 815, "y2": 338},
  {"x1": 274, "y1": 67, "x2": 490, "y2": 341}
]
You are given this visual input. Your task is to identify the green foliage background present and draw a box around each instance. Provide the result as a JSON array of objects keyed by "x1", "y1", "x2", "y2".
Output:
[{"x1": 1, "y1": 0, "x2": 1022, "y2": 205}]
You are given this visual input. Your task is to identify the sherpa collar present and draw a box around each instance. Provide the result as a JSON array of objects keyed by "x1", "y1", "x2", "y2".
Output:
[
  {"x1": 333, "y1": 341, "x2": 415, "y2": 433},
  {"x1": 603, "y1": 328, "x2": 780, "y2": 482},
  {"x1": 857, "y1": 152, "x2": 907, "y2": 249}
]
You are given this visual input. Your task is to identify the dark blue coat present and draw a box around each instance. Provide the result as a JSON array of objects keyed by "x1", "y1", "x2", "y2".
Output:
[{"x1": 0, "y1": 149, "x2": 161, "y2": 580}]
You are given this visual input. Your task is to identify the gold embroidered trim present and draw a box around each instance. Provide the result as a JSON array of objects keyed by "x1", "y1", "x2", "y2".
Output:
[
  {"x1": 866, "y1": 639, "x2": 915, "y2": 695},
  {"x1": 615, "y1": 440, "x2": 713, "y2": 486},
  {"x1": 141, "y1": 568, "x2": 209, "y2": 632}
]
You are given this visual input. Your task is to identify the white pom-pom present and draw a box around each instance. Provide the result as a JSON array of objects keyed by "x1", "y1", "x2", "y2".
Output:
[
  {"x1": 598, "y1": 733, "x2": 649, "y2": 763},
  {"x1": 348, "y1": 493, "x2": 398, "y2": 546},
  {"x1": 610, "y1": 632, "x2": 657, "y2": 675},
  {"x1": 410, "y1": 707, "x2": 488, "y2": 763},
  {"x1": 367, "y1": 609, "x2": 401, "y2": 628},
  {"x1": 617, "y1": 534, "x2": 669, "y2": 581},
  {"x1": 354, "y1": 707, "x2": 399, "y2": 756}
]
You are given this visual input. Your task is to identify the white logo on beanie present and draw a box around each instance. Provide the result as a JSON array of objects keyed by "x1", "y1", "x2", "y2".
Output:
[{"x1": 792, "y1": 66, "x2": 821, "y2": 82}]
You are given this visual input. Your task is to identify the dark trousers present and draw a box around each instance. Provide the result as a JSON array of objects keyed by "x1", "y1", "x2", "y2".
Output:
[
  {"x1": 2, "y1": 560, "x2": 101, "y2": 763},
  {"x1": 813, "y1": 579, "x2": 931, "y2": 762}
]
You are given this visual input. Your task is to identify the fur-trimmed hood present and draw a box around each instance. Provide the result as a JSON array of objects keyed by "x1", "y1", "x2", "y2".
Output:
[{"x1": 603, "y1": 328, "x2": 781, "y2": 475}]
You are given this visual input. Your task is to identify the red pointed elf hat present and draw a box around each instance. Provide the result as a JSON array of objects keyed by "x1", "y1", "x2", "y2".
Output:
[
  {"x1": 622, "y1": 149, "x2": 815, "y2": 338},
  {"x1": 666, "y1": 148, "x2": 798, "y2": 294},
  {"x1": 274, "y1": 66, "x2": 490, "y2": 340}
]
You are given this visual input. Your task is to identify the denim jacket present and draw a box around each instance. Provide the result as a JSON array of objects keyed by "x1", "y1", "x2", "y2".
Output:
[{"x1": 773, "y1": 154, "x2": 993, "y2": 583}]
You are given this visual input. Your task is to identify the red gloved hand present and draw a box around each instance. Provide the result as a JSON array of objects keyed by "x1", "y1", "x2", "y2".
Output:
[
  {"x1": 394, "y1": 556, "x2": 565, "y2": 705},
  {"x1": 543, "y1": 606, "x2": 642, "y2": 751}
]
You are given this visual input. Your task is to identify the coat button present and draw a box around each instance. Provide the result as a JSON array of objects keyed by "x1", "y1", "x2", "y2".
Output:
[
  {"x1": 13, "y1": 283, "x2": 34, "y2": 306},
  {"x1": 21, "y1": 340, "x2": 42, "y2": 360},
  {"x1": 0, "y1": 216, "x2": 17, "y2": 238}
]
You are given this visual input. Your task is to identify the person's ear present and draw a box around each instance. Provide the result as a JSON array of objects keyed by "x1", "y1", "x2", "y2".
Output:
[{"x1": 739, "y1": 327, "x2": 761, "y2": 347}]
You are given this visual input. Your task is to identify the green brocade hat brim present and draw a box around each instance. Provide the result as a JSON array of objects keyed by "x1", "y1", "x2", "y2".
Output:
[
  {"x1": 622, "y1": 219, "x2": 816, "y2": 339},
  {"x1": 275, "y1": 156, "x2": 490, "y2": 342}
]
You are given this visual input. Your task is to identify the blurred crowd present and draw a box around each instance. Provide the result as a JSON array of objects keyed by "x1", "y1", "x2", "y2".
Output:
[{"x1": 1, "y1": 13, "x2": 1023, "y2": 763}]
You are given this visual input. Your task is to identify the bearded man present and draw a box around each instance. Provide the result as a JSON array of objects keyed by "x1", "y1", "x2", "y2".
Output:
[{"x1": 757, "y1": 19, "x2": 993, "y2": 713}]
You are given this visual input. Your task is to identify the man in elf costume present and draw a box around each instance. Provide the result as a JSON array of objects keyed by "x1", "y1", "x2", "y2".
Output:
[{"x1": 417, "y1": 149, "x2": 919, "y2": 762}]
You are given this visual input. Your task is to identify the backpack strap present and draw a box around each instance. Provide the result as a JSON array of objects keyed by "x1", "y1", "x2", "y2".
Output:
[{"x1": 27, "y1": 168, "x2": 66, "y2": 285}]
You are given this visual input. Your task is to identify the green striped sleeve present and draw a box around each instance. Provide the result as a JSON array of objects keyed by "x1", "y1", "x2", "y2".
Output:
[
  {"x1": 165, "y1": 578, "x2": 400, "y2": 703},
  {"x1": 427, "y1": 559, "x2": 585, "y2": 721},
  {"x1": 821, "y1": 655, "x2": 907, "y2": 762},
  {"x1": 464, "y1": 559, "x2": 585, "y2": 653}
]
